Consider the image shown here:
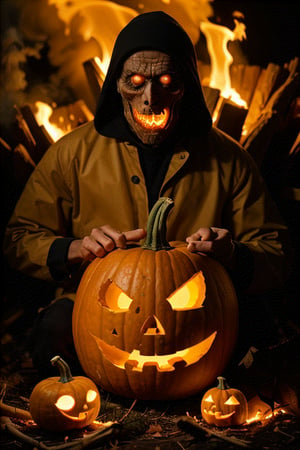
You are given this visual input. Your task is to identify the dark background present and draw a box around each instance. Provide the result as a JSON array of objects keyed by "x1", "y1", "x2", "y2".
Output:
[{"x1": 213, "y1": 0, "x2": 299, "y2": 66}]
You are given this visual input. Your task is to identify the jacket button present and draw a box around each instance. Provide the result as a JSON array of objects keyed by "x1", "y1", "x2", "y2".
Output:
[{"x1": 131, "y1": 175, "x2": 140, "y2": 184}]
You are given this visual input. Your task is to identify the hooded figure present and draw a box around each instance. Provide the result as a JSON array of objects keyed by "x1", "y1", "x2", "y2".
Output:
[
  {"x1": 3, "y1": 11, "x2": 291, "y2": 378},
  {"x1": 94, "y1": 11, "x2": 212, "y2": 142}
]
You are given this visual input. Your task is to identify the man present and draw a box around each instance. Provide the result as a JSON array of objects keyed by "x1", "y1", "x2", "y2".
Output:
[{"x1": 3, "y1": 12, "x2": 291, "y2": 377}]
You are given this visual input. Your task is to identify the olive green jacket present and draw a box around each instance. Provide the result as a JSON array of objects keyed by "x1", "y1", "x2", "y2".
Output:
[{"x1": 3, "y1": 121, "x2": 290, "y2": 294}]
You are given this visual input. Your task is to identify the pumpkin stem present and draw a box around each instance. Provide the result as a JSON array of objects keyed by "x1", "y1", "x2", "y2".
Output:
[
  {"x1": 51, "y1": 355, "x2": 74, "y2": 383},
  {"x1": 142, "y1": 197, "x2": 174, "y2": 251},
  {"x1": 217, "y1": 376, "x2": 230, "y2": 390}
]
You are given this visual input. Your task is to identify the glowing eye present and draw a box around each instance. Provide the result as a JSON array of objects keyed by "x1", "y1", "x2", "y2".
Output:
[
  {"x1": 224, "y1": 396, "x2": 240, "y2": 405},
  {"x1": 99, "y1": 280, "x2": 133, "y2": 312},
  {"x1": 167, "y1": 272, "x2": 206, "y2": 310},
  {"x1": 160, "y1": 74, "x2": 172, "y2": 85},
  {"x1": 131, "y1": 74, "x2": 145, "y2": 86},
  {"x1": 86, "y1": 389, "x2": 97, "y2": 402},
  {"x1": 204, "y1": 394, "x2": 214, "y2": 403},
  {"x1": 55, "y1": 395, "x2": 75, "y2": 411}
]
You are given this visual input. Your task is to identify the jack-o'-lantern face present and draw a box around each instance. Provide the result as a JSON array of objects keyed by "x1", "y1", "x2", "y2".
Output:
[
  {"x1": 55, "y1": 389, "x2": 99, "y2": 422},
  {"x1": 92, "y1": 273, "x2": 216, "y2": 373},
  {"x1": 73, "y1": 246, "x2": 238, "y2": 401},
  {"x1": 73, "y1": 198, "x2": 239, "y2": 401},
  {"x1": 201, "y1": 377, "x2": 248, "y2": 427},
  {"x1": 29, "y1": 356, "x2": 101, "y2": 432},
  {"x1": 117, "y1": 50, "x2": 184, "y2": 146}
]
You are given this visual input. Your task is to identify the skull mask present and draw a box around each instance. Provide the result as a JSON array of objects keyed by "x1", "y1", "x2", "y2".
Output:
[{"x1": 117, "y1": 50, "x2": 184, "y2": 146}]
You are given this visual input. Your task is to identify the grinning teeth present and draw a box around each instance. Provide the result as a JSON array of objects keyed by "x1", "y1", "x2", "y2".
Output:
[{"x1": 133, "y1": 108, "x2": 169, "y2": 130}]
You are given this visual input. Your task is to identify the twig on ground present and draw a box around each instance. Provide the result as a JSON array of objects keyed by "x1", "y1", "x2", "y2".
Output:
[
  {"x1": 0, "y1": 384, "x2": 32, "y2": 421},
  {"x1": 1, "y1": 415, "x2": 121, "y2": 450},
  {"x1": 177, "y1": 415, "x2": 251, "y2": 448},
  {"x1": 119, "y1": 399, "x2": 137, "y2": 423}
]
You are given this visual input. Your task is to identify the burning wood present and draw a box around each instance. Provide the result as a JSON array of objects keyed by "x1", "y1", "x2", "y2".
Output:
[
  {"x1": 213, "y1": 99, "x2": 248, "y2": 141},
  {"x1": 13, "y1": 100, "x2": 93, "y2": 166},
  {"x1": 83, "y1": 58, "x2": 106, "y2": 103},
  {"x1": 14, "y1": 104, "x2": 53, "y2": 165}
]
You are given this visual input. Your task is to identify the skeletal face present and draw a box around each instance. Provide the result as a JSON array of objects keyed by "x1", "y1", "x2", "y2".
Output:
[{"x1": 117, "y1": 50, "x2": 184, "y2": 146}]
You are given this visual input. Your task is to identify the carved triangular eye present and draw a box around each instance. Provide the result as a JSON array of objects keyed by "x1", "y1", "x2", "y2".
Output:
[
  {"x1": 99, "y1": 279, "x2": 133, "y2": 312},
  {"x1": 204, "y1": 394, "x2": 214, "y2": 403},
  {"x1": 166, "y1": 272, "x2": 206, "y2": 310},
  {"x1": 224, "y1": 395, "x2": 240, "y2": 405}
]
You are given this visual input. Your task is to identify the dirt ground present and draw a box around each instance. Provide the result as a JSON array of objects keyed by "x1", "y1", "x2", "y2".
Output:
[{"x1": 1, "y1": 312, "x2": 300, "y2": 450}]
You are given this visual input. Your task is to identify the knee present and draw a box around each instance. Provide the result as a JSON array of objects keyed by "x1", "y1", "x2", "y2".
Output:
[{"x1": 31, "y1": 297, "x2": 81, "y2": 378}]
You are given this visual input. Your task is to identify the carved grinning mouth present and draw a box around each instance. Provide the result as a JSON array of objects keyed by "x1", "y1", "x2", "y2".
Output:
[
  {"x1": 133, "y1": 107, "x2": 170, "y2": 130},
  {"x1": 92, "y1": 331, "x2": 216, "y2": 372},
  {"x1": 57, "y1": 410, "x2": 89, "y2": 421}
]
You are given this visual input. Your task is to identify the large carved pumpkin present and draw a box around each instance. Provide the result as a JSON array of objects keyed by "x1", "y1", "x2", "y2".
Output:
[{"x1": 73, "y1": 198, "x2": 238, "y2": 400}]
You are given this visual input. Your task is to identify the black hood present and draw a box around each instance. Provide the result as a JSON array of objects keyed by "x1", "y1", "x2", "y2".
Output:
[{"x1": 94, "y1": 11, "x2": 212, "y2": 142}]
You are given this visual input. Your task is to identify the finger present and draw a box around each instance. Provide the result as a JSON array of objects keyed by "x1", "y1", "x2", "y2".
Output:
[
  {"x1": 187, "y1": 239, "x2": 214, "y2": 254},
  {"x1": 81, "y1": 236, "x2": 106, "y2": 258},
  {"x1": 124, "y1": 228, "x2": 147, "y2": 243},
  {"x1": 98, "y1": 225, "x2": 127, "y2": 249},
  {"x1": 186, "y1": 227, "x2": 216, "y2": 243}
]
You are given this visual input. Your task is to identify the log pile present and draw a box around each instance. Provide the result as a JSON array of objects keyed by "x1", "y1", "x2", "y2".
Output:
[{"x1": 199, "y1": 57, "x2": 300, "y2": 165}]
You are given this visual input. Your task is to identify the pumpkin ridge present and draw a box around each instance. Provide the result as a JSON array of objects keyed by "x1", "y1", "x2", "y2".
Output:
[
  {"x1": 165, "y1": 248, "x2": 198, "y2": 351},
  {"x1": 205, "y1": 260, "x2": 238, "y2": 367},
  {"x1": 164, "y1": 249, "x2": 178, "y2": 352},
  {"x1": 99, "y1": 249, "x2": 139, "y2": 392},
  {"x1": 123, "y1": 248, "x2": 146, "y2": 353}
]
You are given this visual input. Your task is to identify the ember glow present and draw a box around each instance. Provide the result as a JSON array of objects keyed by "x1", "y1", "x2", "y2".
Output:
[
  {"x1": 34, "y1": 101, "x2": 65, "y2": 141},
  {"x1": 200, "y1": 17, "x2": 248, "y2": 111}
]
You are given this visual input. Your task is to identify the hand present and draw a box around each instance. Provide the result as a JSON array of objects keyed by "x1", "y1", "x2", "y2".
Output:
[
  {"x1": 68, "y1": 225, "x2": 146, "y2": 262},
  {"x1": 186, "y1": 227, "x2": 235, "y2": 268}
]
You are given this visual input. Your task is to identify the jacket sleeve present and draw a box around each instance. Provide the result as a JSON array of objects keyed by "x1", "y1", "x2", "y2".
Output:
[
  {"x1": 3, "y1": 141, "x2": 74, "y2": 281},
  {"x1": 224, "y1": 144, "x2": 292, "y2": 295}
]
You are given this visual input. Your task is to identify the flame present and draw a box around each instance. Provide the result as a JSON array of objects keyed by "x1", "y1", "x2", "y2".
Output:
[
  {"x1": 246, "y1": 407, "x2": 288, "y2": 424},
  {"x1": 34, "y1": 101, "x2": 66, "y2": 141},
  {"x1": 200, "y1": 18, "x2": 247, "y2": 110},
  {"x1": 94, "y1": 56, "x2": 110, "y2": 79}
]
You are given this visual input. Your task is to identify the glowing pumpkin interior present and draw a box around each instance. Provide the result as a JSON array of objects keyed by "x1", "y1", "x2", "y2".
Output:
[{"x1": 73, "y1": 198, "x2": 239, "y2": 400}]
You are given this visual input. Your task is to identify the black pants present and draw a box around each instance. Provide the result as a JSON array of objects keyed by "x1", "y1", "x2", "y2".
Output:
[
  {"x1": 30, "y1": 293, "x2": 279, "y2": 379},
  {"x1": 30, "y1": 297, "x2": 82, "y2": 379}
]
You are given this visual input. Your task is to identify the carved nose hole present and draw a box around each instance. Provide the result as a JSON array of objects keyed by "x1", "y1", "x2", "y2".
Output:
[
  {"x1": 112, "y1": 328, "x2": 118, "y2": 335},
  {"x1": 144, "y1": 100, "x2": 149, "y2": 105},
  {"x1": 140, "y1": 315, "x2": 166, "y2": 335}
]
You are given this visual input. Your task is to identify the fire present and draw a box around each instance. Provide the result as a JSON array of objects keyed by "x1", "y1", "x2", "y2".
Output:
[
  {"x1": 34, "y1": 101, "x2": 67, "y2": 142},
  {"x1": 200, "y1": 17, "x2": 248, "y2": 111},
  {"x1": 94, "y1": 56, "x2": 110, "y2": 80}
]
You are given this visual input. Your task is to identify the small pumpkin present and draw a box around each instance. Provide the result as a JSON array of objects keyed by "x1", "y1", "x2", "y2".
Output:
[
  {"x1": 73, "y1": 197, "x2": 239, "y2": 400},
  {"x1": 201, "y1": 376, "x2": 248, "y2": 426},
  {"x1": 29, "y1": 355, "x2": 100, "y2": 431}
]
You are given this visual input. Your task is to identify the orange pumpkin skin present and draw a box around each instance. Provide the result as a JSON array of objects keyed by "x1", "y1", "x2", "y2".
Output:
[
  {"x1": 29, "y1": 356, "x2": 100, "y2": 431},
  {"x1": 73, "y1": 198, "x2": 239, "y2": 400},
  {"x1": 201, "y1": 377, "x2": 248, "y2": 427}
]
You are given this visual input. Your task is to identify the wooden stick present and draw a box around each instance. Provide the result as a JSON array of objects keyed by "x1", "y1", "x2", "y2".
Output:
[
  {"x1": 1, "y1": 415, "x2": 121, "y2": 450},
  {"x1": 0, "y1": 399, "x2": 32, "y2": 421},
  {"x1": 1, "y1": 416, "x2": 48, "y2": 449},
  {"x1": 0, "y1": 384, "x2": 32, "y2": 421},
  {"x1": 177, "y1": 416, "x2": 251, "y2": 448}
]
